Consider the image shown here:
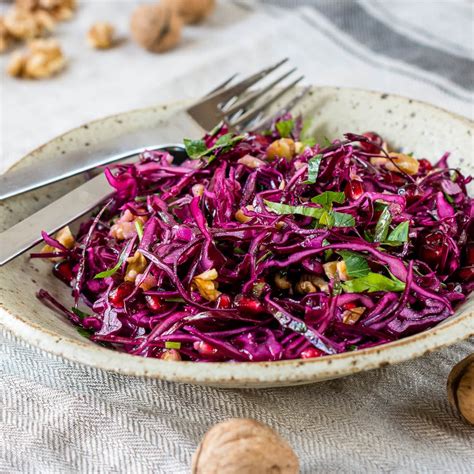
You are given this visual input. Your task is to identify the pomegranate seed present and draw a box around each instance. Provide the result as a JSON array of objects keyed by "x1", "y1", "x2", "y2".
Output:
[
  {"x1": 53, "y1": 261, "x2": 74, "y2": 285},
  {"x1": 360, "y1": 132, "x2": 383, "y2": 154},
  {"x1": 342, "y1": 302, "x2": 357, "y2": 310},
  {"x1": 145, "y1": 295, "x2": 163, "y2": 311},
  {"x1": 193, "y1": 341, "x2": 217, "y2": 356},
  {"x1": 216, "y1": 294, "x2": 232, "y2": 309},
  {"x1": 301, "y1": 347, "x2": 324, "y2": 359},
  {"x1": 418, "y1": 159, "x2": 432, "y2": 173},
  {"x1": 109, "y1": 282, "x2": 135, "y2": 308},
  {"x1": 235, "y1": 295, "x2": 265, "y2": 313},
  {"x1": 458, "y1": 266, "x2": 474, "y2": 281},
  {"x1": 419, "y1": 231, "x2": 447, "y2": 267},
  {"x1": 344, "y1": 180, "x2": 364, "y2": 200}
]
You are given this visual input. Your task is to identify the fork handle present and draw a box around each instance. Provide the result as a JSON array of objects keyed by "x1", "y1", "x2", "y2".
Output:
[{"x1": 0, "y1": 110, "x2": 204, "y2": 201}]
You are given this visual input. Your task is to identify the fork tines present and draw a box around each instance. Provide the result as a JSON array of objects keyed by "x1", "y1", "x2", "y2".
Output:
[{"x1": 187, "y1": 58, "x2": 308, "y2": 132}]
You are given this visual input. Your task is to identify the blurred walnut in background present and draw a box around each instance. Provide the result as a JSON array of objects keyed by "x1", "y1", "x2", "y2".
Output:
[
  {"x1": 87, "y1": 22, "x2": 115, "y2": 50},
  {"x1": 15, "y1": 0, "x2": 77, "y2": 21},
  {"x1": 7, "y1": 38, "x2": 66, "y2": 78}
]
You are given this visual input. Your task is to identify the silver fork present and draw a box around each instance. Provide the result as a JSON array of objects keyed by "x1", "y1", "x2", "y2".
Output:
[
  {"x1": 0, "y1": 59, "x2": 310, "y2": 265},
  {"x1": 0, "y1": 58, "x2": 307, "y2": 201}
]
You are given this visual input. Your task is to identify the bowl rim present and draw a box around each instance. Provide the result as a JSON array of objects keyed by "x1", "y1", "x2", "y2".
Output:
[{"x1": 1, "y1": 85, "x2": 473, "y2": 386}]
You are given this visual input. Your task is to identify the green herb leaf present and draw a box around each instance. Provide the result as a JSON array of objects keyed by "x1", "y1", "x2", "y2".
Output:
[
  {"x1": 342, "y1": 272, "x2": 405, "y2": 293},
  {"x1": 311, "y1": 191, "x2": 345, "y2": 210},
  {"x1": 256, "y1": 250, "x2": 273, "y2": 265},
  {"x1": 275, "y1": 119, "x2": 295, "y2": 138},
  {"x1": 184, "y1": 134, "x2": 244, "y2": 161},
  {"x1": 71, "y1": 307, "x2": 90, "y2": 319},
  {"x1": 264, "y1": 200, "x2": 324, "y2": 219},
  {"x1": 374, "y1": 206, "x2": 392, "y2": 243},
  {"x1": 303, "y1": 155, "x2": 322, "y2": 184},
  {"x1": 331, "y1": 212, "x2": 356, "y2": 228},
  {"x1": 318, "y1": 210, "x2": 335, "y2": 227},
  {"x1": 94, "y1": 249, "x2": 128, "y2": 279},
  {"x1": 300, "y1": 119, "x2": 316, "y2": 146},
  {"x1": 165, "y1": 341, "x2": 181, "y2": 350},
  {"x1": 347, "y1": 344, "x2": 357, "y2": 351},
  {"x1": 184, "y1": 138, "x2": 208, "y2": 159},
  {"x1": 164, "y1": 297, "x2": 186, "y2": 303},
  {"x1": 337, "y1": 251, "x2": 370, "y2": 278},
  {"x1": 77, "y1": 327, "x2": 92, "y2": 339},
  {"x1": 386, "y1": 221, "x2": 409, "y2": 243},
  {"x1": 135, "y1": 220, "x2": 144, "y2": 241}
]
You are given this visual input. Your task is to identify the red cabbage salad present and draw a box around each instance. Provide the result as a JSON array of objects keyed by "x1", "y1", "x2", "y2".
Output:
[{"x1": 34, "y1": 117, "x2": 474, "y2": 362}]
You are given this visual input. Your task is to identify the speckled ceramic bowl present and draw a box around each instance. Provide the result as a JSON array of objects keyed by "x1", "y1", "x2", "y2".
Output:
[{"x1": 0, "y1": 87, "x2": 473, "y2": 388}]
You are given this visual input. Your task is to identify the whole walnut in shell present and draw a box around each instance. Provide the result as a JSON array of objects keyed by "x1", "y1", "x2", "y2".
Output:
[
  {"x1": 447, "y1": 353, "x2": 474, "y2": 425},
  {"x1": 130, "y1": 3, "x2": 182, "y2": 53},
  {"x1": 163, "y1": 0, "x2": 215, "y2": 24},
  {"x1": 192, "y1": 418, "x2": 299, "y2": 474}
]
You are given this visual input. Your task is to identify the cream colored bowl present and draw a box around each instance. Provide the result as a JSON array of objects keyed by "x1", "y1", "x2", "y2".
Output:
[{"x1": 0, "y1": 87, "x2": 473, "y2": 388}]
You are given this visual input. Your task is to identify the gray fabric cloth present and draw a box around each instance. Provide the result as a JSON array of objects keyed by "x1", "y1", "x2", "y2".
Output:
[
  {"x1": 1, "y1": 330, "x2": 473, "y2": 473},
  {"x1": 1, "y1": 1, "x2": 473, "y2": 473}
]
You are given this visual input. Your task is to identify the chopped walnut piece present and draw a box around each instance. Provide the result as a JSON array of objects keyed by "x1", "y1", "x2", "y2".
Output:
[
  {"x1": 125, "y1": 251, "x2": 148, "y2": 283},
  {"x1": 235, "y1": 205, "x2": 255, "y2": 224},
  {"x1": 192, "y1": 268, "x2": 221, "y2": 302},
  {"x1": 110, "y1": 210, "x2": 147, "y2": 240},
  {"x1": 323, "y1": 260, "x2": 350, "y2": 281},
  {"x1": 87, "y1": 22, "x2": 115, "y2": 50},
  {"x1": 370, "y1": 152, "x2": 420, "y2": 176},
  {"x1": 342, "y1": 307, "x2": 365, "y2": 325},
  {"x1": 296, "y1": 275, "x2": 329, "y2": 294}
]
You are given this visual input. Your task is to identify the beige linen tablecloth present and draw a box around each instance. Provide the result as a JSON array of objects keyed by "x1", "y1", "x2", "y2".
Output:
[{"x1": 1, "y1": 1, "x2": 473, "y2": 472}]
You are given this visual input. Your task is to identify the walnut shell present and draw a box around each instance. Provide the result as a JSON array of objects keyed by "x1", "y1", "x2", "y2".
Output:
[
  {"x1": 163, "y1": 0, "x2": 215, "y2": 24},
  {"x1": 130, "y1": 3, "x2": 182, "y2": 53},
  {"x1": 448, "y1": 354, "x2": 474, "y2": 425},
  {"x1": 192, "y1": 418, "x2": 299, "y2": 474}
]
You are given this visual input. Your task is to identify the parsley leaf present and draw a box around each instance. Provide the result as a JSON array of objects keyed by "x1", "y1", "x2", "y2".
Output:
[
  {"x1": 303, "y1": 155, "x2": 323, "y2": 184},
  {"x1": 311, "y1": 191, "x2": 345, "y2": 210},
  {"x1": 300, "y1": 119, "x2": 317, "y2": 146},
  {"x1": 337, "y1": 251, "x2": 370, "y2": 278},
  {"x1": 77, "y1": 327, "x2": 92, "y2": 339},
  {"x1": 184, "y1": 134, "x2": 245, "y2": 161},
  {"x1": 342, "y1": 272, "x2": 405, "y2": 293},
  {"x1": 374, "y1": 206, "x2": 392, "y2": 243},
  {"x1": 165, "y1": 341, "x2": 181, "y2": 350},
  {"x1": 94, "y1": 249, "x2": 128, "y2": 279},
  {"x1": 386, "y1": 221, "x2": 409, "y2": 243},
  {"x1": 276, "y1": 119, "x2": 295, "y2": 138},
  {"x1": 135, "y1": 220, "x2": 144, "y2": 241},
  {"x1": 264, "y1": 200, "x2": 324, "y2": 219},
  {"x1": 183, "y1": 138, "x2": 208, "y2": 159},
  {"x1": 71, "y1": 307, "x2": 90, "y2": 319},
  {"x1": 331, "y1": 212, "x2": 355, "y2": 228},
  {"x1": 265, "y1": 200, "x2": 354, "y2": 228}
]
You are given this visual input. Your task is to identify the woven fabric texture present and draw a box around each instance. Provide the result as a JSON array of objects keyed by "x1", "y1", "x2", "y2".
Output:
[{"x1": 1, "y1": 1, "x2": 473, "y2": 473}]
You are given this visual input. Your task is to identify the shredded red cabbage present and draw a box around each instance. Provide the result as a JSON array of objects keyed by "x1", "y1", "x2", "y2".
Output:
[{"x1": 34, "y1": 117, "x2": 473, "y2": 362}]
